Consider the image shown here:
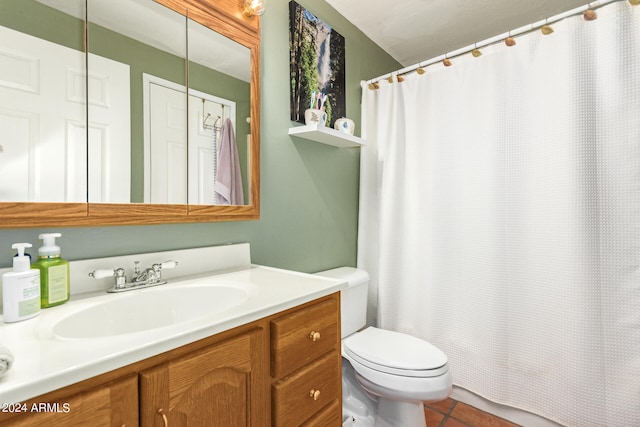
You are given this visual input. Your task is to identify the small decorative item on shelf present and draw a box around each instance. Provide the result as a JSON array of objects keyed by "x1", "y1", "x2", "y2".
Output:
[
  {"x1": 304, "y1": 90, "x2": 328, "y2": 126},
  {"x1": 305, "y1": 108, "x2": 327, "y2": 126},
  {"x1": 334, "y1": 118, "x2": 355, "y2": 135}
]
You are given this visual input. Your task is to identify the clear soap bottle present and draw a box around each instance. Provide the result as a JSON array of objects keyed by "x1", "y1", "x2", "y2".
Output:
[{"x1": 32, "y1": 233, "x2": 70, "y2": 308}]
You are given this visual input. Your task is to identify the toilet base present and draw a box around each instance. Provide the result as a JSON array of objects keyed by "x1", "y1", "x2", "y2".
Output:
[
  {"x1": 343, "y1": 398, "x2": 427, "y2": 427},
  {"x1": 376, "y1": 398, "x2": 426, "y2": 427},
  {"x1": 343, "y1": 359, "x2": 377, "y2": 426},
  {"x1": 343, "y1": 358, "x2": 431, "y2": 427}
]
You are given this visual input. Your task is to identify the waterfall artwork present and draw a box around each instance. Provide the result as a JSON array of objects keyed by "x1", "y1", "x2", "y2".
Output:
[{"x1": 289, "y1": 1, "x2": 345, "y2": 128}]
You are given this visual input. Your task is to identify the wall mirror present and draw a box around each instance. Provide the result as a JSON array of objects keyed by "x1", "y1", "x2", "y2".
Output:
[{"x1": 0, "y1": 0, "x2": 260, "y2": 227}]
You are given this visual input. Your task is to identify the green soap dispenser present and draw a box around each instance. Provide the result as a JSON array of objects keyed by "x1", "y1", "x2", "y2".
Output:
[{"x1": 32, "y1": 233, "x2": 70, "y2": 308}]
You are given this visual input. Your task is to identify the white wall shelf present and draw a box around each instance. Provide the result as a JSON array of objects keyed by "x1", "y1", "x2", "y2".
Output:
[{"x1": 288, "y1": 123, "x2": 365, "y2": 148}]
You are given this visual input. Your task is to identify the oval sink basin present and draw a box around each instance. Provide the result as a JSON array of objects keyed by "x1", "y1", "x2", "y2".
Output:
[{"x1": 52, "y1": 285, "x2": 248, "y2": 339}]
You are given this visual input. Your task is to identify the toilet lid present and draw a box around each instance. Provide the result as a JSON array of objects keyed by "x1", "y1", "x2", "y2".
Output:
[{"x1": 343, "y1": 327, "x2": 448, "y2": 376}]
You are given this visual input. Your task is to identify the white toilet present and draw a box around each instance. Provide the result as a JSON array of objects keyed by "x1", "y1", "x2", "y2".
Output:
[{"x1": 315, "y1": 267, "x2": 452, "y2": 427}]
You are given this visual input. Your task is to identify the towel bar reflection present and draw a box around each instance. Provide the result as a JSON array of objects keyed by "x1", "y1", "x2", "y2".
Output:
[{"x1": 203, "y1": 113, "x2": 222, "y2": 131}]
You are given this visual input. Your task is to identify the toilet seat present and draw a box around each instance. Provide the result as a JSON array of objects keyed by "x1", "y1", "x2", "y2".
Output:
[{"x1": 343, "y1": 327, "x2": 449, "y2": 378}]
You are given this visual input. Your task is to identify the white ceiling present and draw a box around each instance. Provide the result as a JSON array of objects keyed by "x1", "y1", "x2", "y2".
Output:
[{"x1": 324, "y1": 0, "x2": 590, "y2": 67}]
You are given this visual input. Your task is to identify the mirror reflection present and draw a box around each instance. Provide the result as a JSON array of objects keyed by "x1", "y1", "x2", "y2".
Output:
[
  {"x1": 87, "y1": 0, "x2": 187, "y2": 203},
  {"x1": 187, "y1": 17, "x2": 250, "y2": 206},
  {"x1": 88, "y1": 0, "x2": 251, "y2": 205},
  {"x1": 0, "y1": 0, "x2": 86, "y2": 202},
  {"x1": 0, "y1": 0, "x2": 252, "y2": 206}
]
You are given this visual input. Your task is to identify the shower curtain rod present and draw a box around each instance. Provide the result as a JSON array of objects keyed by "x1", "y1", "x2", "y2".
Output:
[{"x1": 361, "y1": 0, "x2": 621, "y2": 87}]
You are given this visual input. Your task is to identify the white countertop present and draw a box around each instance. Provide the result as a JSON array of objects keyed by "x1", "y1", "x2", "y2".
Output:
[{"x1": 0, "y1": 264, "x2": 346, "y2": 403}]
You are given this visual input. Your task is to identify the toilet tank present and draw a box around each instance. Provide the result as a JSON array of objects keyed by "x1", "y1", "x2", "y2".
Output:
[{"x1": 314, "y1": 267, "x2": 369, "y2": 338}]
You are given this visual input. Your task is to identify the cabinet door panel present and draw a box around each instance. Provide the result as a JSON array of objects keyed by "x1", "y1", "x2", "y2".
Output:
[
  {"x1": 172, "y1": 367, "x2": 248, "y2": 426},
  {"x1": 0, "y1": 374, "x2": 138, "y2": 427},
  {"x1": 140, "y1": 328, "x2": 265, "y2": 427}
]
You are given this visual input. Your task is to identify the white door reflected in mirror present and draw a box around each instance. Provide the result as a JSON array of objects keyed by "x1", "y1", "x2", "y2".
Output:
[
  {"x1": 143, "y1": 75, "x2": 237, "y2": 205},
  {"x1": 0, "y1": 25, "x2": 86, "y2": 202}
]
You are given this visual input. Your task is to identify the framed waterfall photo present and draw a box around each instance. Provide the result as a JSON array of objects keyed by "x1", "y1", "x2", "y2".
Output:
[{"x1": 289, "y1": 1, "x2": 346, "y2": 128}]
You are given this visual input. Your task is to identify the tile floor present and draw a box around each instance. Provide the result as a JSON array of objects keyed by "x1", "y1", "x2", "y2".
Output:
[{"x1": 424, "y1": 398, "x2": 521, "y2": 427}]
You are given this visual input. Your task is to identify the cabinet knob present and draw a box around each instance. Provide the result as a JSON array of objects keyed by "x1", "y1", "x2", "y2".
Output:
[
  {"x1": 309, "y1": 389, "x2": 321, "y2": 400},
  {"x1": 309, "y1": 331, "x2": 321, "y2": 342}
]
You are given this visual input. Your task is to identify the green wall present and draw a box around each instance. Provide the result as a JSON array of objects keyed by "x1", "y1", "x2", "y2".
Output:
[
  {"x1": 0, "y1": 0, "x2": 399, "y2": 273},
  {"x1": 0, "y1": 0, "x2": 83, "y2": 50}
]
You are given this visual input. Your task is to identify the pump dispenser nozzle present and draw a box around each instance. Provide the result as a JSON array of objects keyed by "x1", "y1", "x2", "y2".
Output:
[
  {"x1": 38, "y1": 233, "x2": 62, "y2": 258},
  {"x1": 11, "y1": 243, "x2": 32, "y2": 273}
]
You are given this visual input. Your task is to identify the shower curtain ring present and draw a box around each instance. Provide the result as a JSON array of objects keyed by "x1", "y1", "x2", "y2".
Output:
[
  {"x1": 472, "y1": 43, "x2": 482, "y2": 57},
  {"x1": 505, "y1": 31, "x2": 516, "y2": 47}
]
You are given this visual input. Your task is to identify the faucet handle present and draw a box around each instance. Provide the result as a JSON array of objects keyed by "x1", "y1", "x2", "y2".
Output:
[
  {"x1": 90, "y1": 267, "x2": 127, "y2": 290},
  {"x1": 151, "y1": 260, "x2": 178, "y2": 271},
  {"x1": 150, "y1": 260, "x2": 178, "y2": 275},
  {"x1": 89, "y1": 269, "x2": 117, "y2": 280},
  {"x1": 160, "y1": 260, "x2": 178, "y2": 270}
]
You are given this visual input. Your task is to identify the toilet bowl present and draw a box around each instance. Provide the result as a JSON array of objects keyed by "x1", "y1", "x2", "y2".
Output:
[{"x1": 314, "y1": 267, "x2": 452, "y2": 427}]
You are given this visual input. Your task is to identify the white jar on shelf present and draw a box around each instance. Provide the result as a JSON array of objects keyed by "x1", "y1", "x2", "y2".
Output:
[{"x1": 334, "y1": 118, "x2": 355, "y2": 135}]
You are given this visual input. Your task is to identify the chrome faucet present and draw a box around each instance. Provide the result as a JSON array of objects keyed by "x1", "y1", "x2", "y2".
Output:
[
  {"x1": 131, "y1": 261, "x2": 158, "y2": 284},
  {"x1": 89, "y1": 260, "x2": 178, "y2": 293}
]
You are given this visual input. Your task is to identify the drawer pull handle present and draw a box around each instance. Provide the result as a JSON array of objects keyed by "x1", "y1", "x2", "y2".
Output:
[
  {"x1": 309, "y1": 331, "x2": 321, "y2": 342},
  {"x1": 157, "y1": 408, "x2": 169, "y2": 427},
  {"x1": 309, "y1": 389, "x2": 321, "y2": 400}
]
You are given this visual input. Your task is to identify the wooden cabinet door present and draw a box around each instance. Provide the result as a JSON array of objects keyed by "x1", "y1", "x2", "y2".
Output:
[
  {"x1": 0, "y1": 374, "x2": 138, "y2": 427},
  {"x1": 139, "y1": 328, "x2": 267, "y2": 427}
]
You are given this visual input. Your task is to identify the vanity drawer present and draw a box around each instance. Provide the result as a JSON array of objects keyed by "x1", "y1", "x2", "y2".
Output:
[
  {"x1": 271, "y1": 297, "x2": 339, "y2": 378},
  {"x1": 301, "y1": 398, "x2": 341, "y2": 427},
  {"x1": 272, "y1": 351, "x2": 341, "y2": 427}
]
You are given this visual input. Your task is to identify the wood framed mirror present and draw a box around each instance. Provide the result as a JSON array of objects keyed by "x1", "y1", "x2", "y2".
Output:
[{"x1": 0, "y1": 0, "x2": 260, "y2": 227}]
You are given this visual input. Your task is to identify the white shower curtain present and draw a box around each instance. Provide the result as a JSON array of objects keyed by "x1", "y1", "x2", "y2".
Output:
[{"x1": 358, "y1": 3, "x2": 640, "y2": 426}]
